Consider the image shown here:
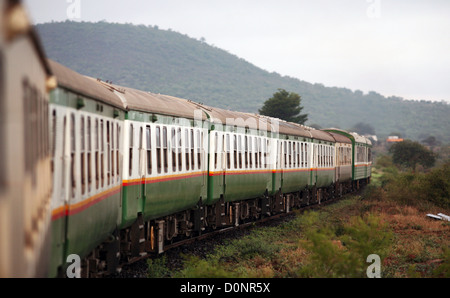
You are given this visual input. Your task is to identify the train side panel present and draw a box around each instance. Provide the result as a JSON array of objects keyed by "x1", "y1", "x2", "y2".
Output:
[
  {"x1": 0, "y1": 0, "x2": 53, "y2": 277},
  {"x1": 48, "y1": 87, "x2": 124, "y2": 276}
]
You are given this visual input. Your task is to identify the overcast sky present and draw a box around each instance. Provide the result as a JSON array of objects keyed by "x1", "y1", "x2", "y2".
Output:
[{"x1": 24, "y1": 0, "x2": 450, "y2": 102}]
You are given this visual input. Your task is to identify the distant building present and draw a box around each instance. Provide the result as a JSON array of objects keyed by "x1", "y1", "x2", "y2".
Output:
[{"x1": 386, "y1": 136, "x2": 404, "y2": 142}]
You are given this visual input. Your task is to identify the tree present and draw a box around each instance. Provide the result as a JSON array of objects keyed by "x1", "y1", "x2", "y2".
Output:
[
  {"x1": 258, "y1": 89, "x2": 308, "y2": 124},
  {"x1": 389, "y1": 140, "x2": 436, "y2": 171}
]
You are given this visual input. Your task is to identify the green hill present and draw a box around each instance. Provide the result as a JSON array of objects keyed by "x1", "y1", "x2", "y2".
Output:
[{"x1": 36, "y1": 21, "x2": 450, "y2": 143}]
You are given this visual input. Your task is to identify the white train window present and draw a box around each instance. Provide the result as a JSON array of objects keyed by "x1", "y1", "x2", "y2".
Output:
[
  {"x1": 214, "y1": 133, "x2": 218, "y2": 170},
  {"x1": 233, "y1": 135, "x2": 237, "y2": 169},
  {"x1": 129, "y1": 124, "x2": 133, "y2": 176},
  {"x1": 185, "y1": 129, "x2": 189, "y2": 171},
  {"x1": 248, "y1": 136, "x2": 253, "y2": 168},
  {"x1": 190, "y1": 129, "x2": 195, "y2": 170},
  {"x1": 100, "y1": 120, "x2": 104, "y2": 187},
  {"x1": 226, "y1": 134, "x2": 231, "y2": 169},
  {"x1": 70, "y1": 114, "x2": 76, "y2": 197},
  {"x1": 178, "y1": 128, "x2": 182, "y2": 172},
  {"x1": 87, "y1": 117, "x2": 92, "y2": 191},
  {"x1": 163, "y1": 126, "x2": 168, "y2": 173},
  {"x1": 146, "y1": 126, "x2": 152, "y2": 174},
  {"x1": 197, "y1": 130, "x2": 201, "y2": 170},
  {"x1": 172, "y1": 128, "x2": 177, "y2": 172},
  {"x1": 80, "y1": 116, "x2": 85, "y2": 194}
]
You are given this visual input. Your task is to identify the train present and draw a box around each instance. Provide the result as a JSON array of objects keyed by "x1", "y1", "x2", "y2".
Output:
[
  {"x1": 0, "y1": 0, "x2": 372, "y2": 278},
  {"x1": 0, "y1": 0, "x2": 56, "y2": 277}
]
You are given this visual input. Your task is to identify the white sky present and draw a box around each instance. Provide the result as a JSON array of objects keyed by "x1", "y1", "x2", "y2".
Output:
[{"x1": 24, "y1": 0, "x2": 450, "y2": 102}]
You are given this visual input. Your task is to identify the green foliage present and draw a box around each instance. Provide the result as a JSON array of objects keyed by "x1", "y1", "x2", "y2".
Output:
[
  {"x1": 147, "y1": 256, "x2": 170, "y2": 278},
  {"x1": 368, "y1": 161, "x2": 450, "y2": 210},
  {"x1": 389, "y1": 140, "x2": 436, "y2": 170},
  {"x1": 296, "y1": 211, "x2": 392, "y2": 278},
  {"x1": 174, "y1": 256, "x2": 245, "y2": 278},
  {"x1": 258, "y1": 89, "x2": 308, "y2": 124},
  {"x1": 36, "y1": 21, "x2": 450, "y2": 143}
]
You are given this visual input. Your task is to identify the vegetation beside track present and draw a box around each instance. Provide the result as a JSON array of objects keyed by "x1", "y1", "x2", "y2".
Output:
[{"x1": 147, "y1": 160, "x2": 449, "y2": 278}]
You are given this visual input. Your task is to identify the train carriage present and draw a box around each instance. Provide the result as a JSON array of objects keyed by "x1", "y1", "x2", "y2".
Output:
[
  {"x1": 48, "y1": 60, "x2": 126, "y2": 277},
  {"x1": 308, "y1": 129, "x2": 336, "y2": 189},
  {"x1": 206, "y1": 108, "x2": 274, "y2": 206},
  {"x1": 118, "y1": 88, "x2": 209, "y2": 228},
  {"x1": 323, "y1": 128, "x2": 372, "y2": 189},
  {"x1": 0, "y1": 0, "x2": 55, "y2": 277},
  {"x1": 352, "y1": 132, "x2": 372, "y2": 184}
]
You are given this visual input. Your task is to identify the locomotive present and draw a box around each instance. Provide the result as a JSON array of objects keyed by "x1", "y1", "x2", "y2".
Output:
[{"x1": 0, "y1": 0, "x2": 372, "y2": 277}]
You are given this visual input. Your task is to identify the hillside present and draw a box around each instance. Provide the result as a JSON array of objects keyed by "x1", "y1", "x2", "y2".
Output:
[{"x1": 36, "y1": 21, "x2": 450, "y2": 143}]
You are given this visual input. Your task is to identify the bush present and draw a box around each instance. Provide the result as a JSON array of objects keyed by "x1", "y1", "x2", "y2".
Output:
[
  {"x1": 368, "y1": 162, "x2": 450, "y2": 210},
  {"x1": 296, "y1": 211, "x2": 392, "y2": 278}
]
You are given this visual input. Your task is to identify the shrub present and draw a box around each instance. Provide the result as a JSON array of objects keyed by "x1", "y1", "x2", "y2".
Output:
[{"x1": 296, "y1": 211, "x2": 392, "y2": 278}]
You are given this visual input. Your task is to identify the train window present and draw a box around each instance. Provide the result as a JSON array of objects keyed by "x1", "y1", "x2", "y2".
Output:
[
  {"x1": 190, "y1": 129, "x2": 194, "y2": 170},
  {"x1": 258, "y1": 138, "x2": 262, "y2": 169},
  {"x1": 95, "y1": 119, "x2": 99, "y2": 189},
  {"x1": 236, "y1": 135, "x2": 241, "y2": 169},
  {"x1": 172, "y1": 128, "x2": 177, "y2": 172},
  {"x1": 101, "y1": 120, "x2": 104, "y2": 187},
  {"x1": 70, "y1": 114, "x2": 76, "y2": 197},
  {"x1": 107, "y1": 122, "x2": 112, "y2": 185},
  {"x1": 51, "y1": 110, "x2": 57, "y2": 173},
  {"x1": 184, "y1": 129, "x2": 189, "y2": 171},
  {"x1": 248, "y1": 136, "x2": 252, "y2": 168},
  {"x1": 226, "y1": 134, "x2": 230, "y2": 169},
  {"x1": 276, "y1": 141, "x2": 280, "y2": 169},
  {"x1": 111, "y1": 123, "x2": 115, "y2": 180},
  {"x1": 62, "y1": 117, "x2": 67, "y2": 191},
  {"x1": 255, "y1": 138, "x2": 259, "y2": 169},
  {"x1": 129, "y1": 124, "x2": 133, "y2": 176},
  {"x1": 80, "y1": 116, "x2": 86, "y2": 195},
  {"x1": 156, "y1": 126, "x2": 161, "y2": 173},
  {"x1": 244, "y1": 136, "x2": 248, "y2": 169},
  {"x1": 116, "y1": 124, "x2": 120, "y2": 179},
  {"x1": 177, "y1": 128, "x2": 182, "y2": 171},
  {"x1": 304, "y1": 143, "x2": 308, "y2": 168},
  {"x1": 163, "y1": 127, "x2": 168, "y2": 173},
  {"x1": 197, "y1": 131, "x2": 201, "y2": 170},
  {"x1": 87, "y1": 117, "x2": 92, "y2": 191},
  {"x1": 289, "y1": 142, "x2": 292, "y2": 168},
  {"x1": 138, "y1": 126, "x2": 143, "y2": 177},
  {"x1": 265, "y1": 139, "x2": 269, "y2": 168},
  {"x1": 214, "y1": 132, "x2": 219, "y2": 169},
  {"x1": 146, "y1": 126, "x2": 152, "y2": 174},
  {"x1": 233, "y1": 135, "x2": 237, "y2": 169}
]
